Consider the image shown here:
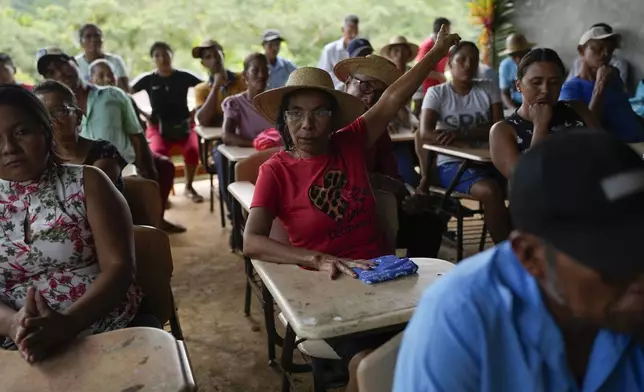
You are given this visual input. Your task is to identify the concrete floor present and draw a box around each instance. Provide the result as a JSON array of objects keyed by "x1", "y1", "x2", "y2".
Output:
[{"x1": 165, "y1": 180, "x2": 486, "y2": 392}]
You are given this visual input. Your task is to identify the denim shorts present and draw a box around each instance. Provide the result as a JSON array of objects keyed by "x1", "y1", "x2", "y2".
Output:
[{"x1": 438, "y1": 162, "x2": 505, "y2": 194}]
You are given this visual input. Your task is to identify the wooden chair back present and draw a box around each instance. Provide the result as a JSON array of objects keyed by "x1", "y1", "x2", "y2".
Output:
[
  {"x1": 123, "y1": 177, "x2": 162, "y2": 228},
  {"x1": 373, "y1": 189, "x2": 399, "y2": 252},
  {"x1": 357, "y1": 332, "x2": 404, "y2": 392},
  {"x1": 235, "y1": 147, "x2": 282, "y2": 184},
  {"x1": 134, "y1": 225, "x2": 174, "y2": 325}
]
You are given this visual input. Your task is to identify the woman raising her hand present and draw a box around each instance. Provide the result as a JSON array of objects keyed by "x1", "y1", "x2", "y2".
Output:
[{"x1": 243, "y1": 25, "x2": 460, "y2": 392}]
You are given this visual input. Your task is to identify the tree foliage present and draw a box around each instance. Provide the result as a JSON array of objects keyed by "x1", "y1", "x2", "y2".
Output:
[{"x1": 1, "y1": 0, "x2": 479, "y2": 83}]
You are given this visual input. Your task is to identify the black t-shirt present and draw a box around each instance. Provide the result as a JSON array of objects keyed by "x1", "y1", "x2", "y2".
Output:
[
  {"x1": 132, "y1": 70, "x2": 202, "y2": 124},
  {"x1": 503, "y1": 101, "x2": 587, "y2": 153}
]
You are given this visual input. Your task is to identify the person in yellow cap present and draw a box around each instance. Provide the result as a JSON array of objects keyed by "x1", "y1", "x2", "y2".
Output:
[{"x1": 193, "y1": 40, "x2": 246, "y2": 127}]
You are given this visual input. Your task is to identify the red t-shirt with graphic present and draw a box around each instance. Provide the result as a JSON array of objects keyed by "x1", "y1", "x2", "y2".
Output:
[{"x1": 251, "y1": 116, "x2": 388, "y2": 260}]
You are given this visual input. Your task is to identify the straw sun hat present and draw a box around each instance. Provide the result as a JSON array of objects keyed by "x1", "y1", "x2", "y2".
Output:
[
  {"x1": 253, "y1": 67, "x2": 366, "y2": 128},
  {"x1": 379, "y1": 36, "x2": 419, "y2": 61},
  {"x1": 499, "y1": 33, "x2": 536, "y2": 56},
  {"x1": 333, "y1": 54, "x2": 403, "y2": 87}
]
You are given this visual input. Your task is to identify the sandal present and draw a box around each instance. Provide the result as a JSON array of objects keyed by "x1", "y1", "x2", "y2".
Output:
[{"x1": 183, "y1": 188, "x2": 204, "y2": 203}]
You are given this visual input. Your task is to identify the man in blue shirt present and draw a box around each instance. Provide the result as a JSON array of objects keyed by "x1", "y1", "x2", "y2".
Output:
[
  {"x1": 560, "y1": 26, "x2": 644, "y2": 142},
  {"x1": 262, "y1": 29, "x2": 297, "y2": 89},
  {"x1": 394, "y1": 131, "x2": 644, "y2": 392},
  {"x1": 498, "y1": 33, "x2": 535, "y2": 110}
]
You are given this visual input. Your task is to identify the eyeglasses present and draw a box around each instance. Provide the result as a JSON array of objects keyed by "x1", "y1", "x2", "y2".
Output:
[
  {"x1": 49, "y1": 104, "x2": 79, "y2": 120},
  {"x1": 284, "y1": 109, "x2": 333, "y2": 123},
  {"x1": 353, "y1": 77, "x2": 380, "y2": 95}
]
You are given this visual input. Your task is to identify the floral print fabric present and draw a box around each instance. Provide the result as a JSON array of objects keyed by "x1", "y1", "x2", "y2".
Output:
[{"x1": 0, "y1": 164, "x2": 140, "y2": 349}]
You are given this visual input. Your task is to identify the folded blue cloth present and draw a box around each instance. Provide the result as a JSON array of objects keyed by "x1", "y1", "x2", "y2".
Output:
[{"x1": 353, "y1": 255, "x2": 419, "y2": 284}]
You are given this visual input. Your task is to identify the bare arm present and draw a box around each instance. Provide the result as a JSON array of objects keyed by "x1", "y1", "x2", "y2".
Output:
[
  {"x1": 64, "y1": 166, "x2": 134, "y2": 332},
  {"x1": 501, "y1": 89, "x2": 518, "y2": 110},
  {"x1": 489, "y1": 121, "x2": 520, "y2": 179},
  {"x1": 92, "y1": 158, "x2": 122, "y2": 185},
  {"x1": 243, "y1": 207, "x2": 321, "y2": 267},
  {"x1": 428, "y1": 71, "x2": 447, "y2": 84},
  {"x1": 196, "y1": 83, "x2": 224, "y2": 127},
  {"x1": 363, "y1": 26, "x2": 459, "y2": 150},
  {"x1": 222, "y1": 116, "x2": 254, "y2": 147},
  {"x1": 117, "y1": 77, "x2": 131, "y2": 93},
  {"x1": 129, "y1": 133, "x2": 157, "y2": 180}
]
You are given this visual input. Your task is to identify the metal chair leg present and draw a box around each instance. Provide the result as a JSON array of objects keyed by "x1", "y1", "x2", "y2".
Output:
[
  {"x1": 456, "y1": 204, "x2": 464, "y2": 261},
  {"x1": 169, "y1": 292, "x2": 184, "y2": 340},
  {"x1": 210, "y1": 173, "x2": 214, "y2": 213},
  {"x1": 244, "y1": 257, "x2": 252, "y2": 316}
]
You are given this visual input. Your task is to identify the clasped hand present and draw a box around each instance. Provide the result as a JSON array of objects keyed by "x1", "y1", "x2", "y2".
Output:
[{"x1": 11, "y1": 286, "x2": 77, "y2": 363}]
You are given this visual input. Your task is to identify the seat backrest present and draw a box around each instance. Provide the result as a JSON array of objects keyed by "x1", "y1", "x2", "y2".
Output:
[
  {"x1": 123, "y1": 177, "x2": 162, "y2": 228},
  {"x1": 133, "y1": 225, "x2": 173, "y2": 325},
  {"x1": 357, "y1": 332, "x2": 404, "y2": 392},
  {"x1": 373, "y1": 189, "x2": 398, "y2": 252},
  {"x1": 235, "y1": 147, "x2": 282, "y2": 184}
]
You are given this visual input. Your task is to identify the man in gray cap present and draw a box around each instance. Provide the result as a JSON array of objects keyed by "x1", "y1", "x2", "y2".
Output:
[{"x1": 262, "y1": 29, "x2": 296, "y2": 89}]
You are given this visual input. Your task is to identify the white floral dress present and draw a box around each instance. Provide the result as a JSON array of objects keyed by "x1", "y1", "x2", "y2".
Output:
[{"x1": 0, "y1": 164, "x2": 141, "y2": 349}]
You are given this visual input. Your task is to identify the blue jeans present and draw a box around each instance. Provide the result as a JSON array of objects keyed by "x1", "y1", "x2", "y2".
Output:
[
  {"x1": 393, "y1": 143, "x2": 420, "y2": 187},
  {"x1": 213, "y1": 144, "x2": 232, "y2": 218}
]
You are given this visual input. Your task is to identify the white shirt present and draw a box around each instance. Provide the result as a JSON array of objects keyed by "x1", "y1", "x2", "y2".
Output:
[
  {"x1": 317, "y1": 38, "x2": 349, "y2": 89},
  {"x1": 75, "y1": 52, "x2": 128, "y2": 82},
  {"x1": 422, "y1": 80, "x2": 501, "y2": 165}
]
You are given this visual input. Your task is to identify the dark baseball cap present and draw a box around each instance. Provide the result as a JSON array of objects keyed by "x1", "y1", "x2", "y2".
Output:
[
  {"x1": 262, "y1": 29, "x2": 284, "y2": 44},
  {"x1": 36, "y1": 47, "x2": 72, "y2": 76},
  {"x1": 510, "y1": 130, "x2": 644, "y2": 277},
  {"x1": 347, "y1": 38, "x2": 373, "y2": 58}
]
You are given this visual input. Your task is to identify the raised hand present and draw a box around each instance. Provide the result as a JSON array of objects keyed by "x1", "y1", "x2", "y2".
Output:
[
  {"x1": 433, "y1": 24, "x2": 461, "y2": 55},
  {"x1": 596, "y1": 65, "x2": 614, "y2": 87}
]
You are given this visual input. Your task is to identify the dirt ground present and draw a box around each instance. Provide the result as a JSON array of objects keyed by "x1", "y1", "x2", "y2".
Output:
[{"x1": 165, "y1": 180, "x2": 485, "y2": 392}]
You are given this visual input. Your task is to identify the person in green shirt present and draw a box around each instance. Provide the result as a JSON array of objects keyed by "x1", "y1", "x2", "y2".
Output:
[{"x1": 36, "y1": 47, "x2": 185, "y2": 233}]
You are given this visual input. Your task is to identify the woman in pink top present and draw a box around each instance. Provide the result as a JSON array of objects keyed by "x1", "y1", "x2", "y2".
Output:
[
  {"x1": 220, "y1": 53, "x2": 273, "y2": 146},
  {"x1": 216, "y1": 53, "x2": 274, "y2": 220}
]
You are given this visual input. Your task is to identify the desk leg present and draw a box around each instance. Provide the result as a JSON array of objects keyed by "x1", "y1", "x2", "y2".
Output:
[
  {"x1": 229, "y1": 161, "x2": 240, "y2": 251},
  {"x1": 262, "y1": 284, "x2": 279, "y2": 365},
  {"x1": 281, "y1": 324, "x2": 296, "y2": 392},
  {"x1": 220, "y1": 155, "x2": 229, "y2": 229}
]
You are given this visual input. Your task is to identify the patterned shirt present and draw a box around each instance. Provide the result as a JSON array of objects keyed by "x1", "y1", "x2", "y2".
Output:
[
  {"x1": 0, "y1": 165, "x2": 140, "y2": 349},
  {"x1": 503, "y1": 101, "x2": 586, "y2": 152}
]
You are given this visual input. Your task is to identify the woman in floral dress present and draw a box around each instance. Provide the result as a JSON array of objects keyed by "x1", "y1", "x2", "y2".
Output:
[{"x1": 0, "y1": 84, "x2": 140, "y2": 362}]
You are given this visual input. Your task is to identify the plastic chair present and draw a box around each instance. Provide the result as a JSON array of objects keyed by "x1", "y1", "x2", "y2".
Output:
[
  {"x1": 357, "y1": 333, "x2": 404, "y2": 392},
  {"x1": 123, "y1": 177, "x2": 162, "y2": 229},
  {"x1": 133, "y1": 225, "x2": 183, "y2": 340}
]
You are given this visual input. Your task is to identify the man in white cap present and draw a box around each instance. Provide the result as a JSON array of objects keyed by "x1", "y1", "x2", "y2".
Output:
[
  {"x1": 567, "y1": 23, "x2": 628, "y2": 85},
  {"x1": 318, "y1": 14, "x2": 360, "y2": 89},
  {"x1": 262, "y1": 29, "x2": 296, "y2": 89},
  {"x1": 498, "y1": 33, "x2": 536, "y2": 110},
  {"x1": 560, "y1": 25, "x2": 644, "y2": 143}
]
